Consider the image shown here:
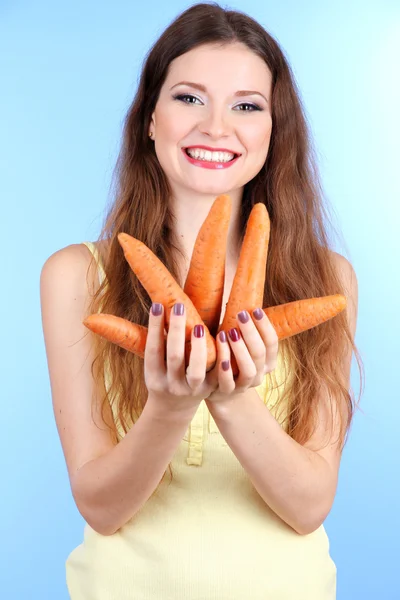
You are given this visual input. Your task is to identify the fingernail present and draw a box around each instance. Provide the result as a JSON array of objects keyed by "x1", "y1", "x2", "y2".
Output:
[
  {"x1": 218, "y1": 330, "x2": 227, "y2": 343},
  {"x1": 194, "y1": 324, "x2": 204, "y2": 338},
  {"x1": 228, "y1": 328, "x2": 240, "y2": 342},
  {"x1": 238, "y1": 310, "x2": 249, "y2": 324},
  {"x1": 173, "y1": 302, "x2": 184, "y2": 315},
  {"x1": 221, "y1": 360, "x2": 230, "y2": 371},
  {"x1": 253, "y1": 308, "x2": 264, "y2": 320},
  {"x1": 151, "y1": 302, "x2": 162, "y2": 316}
]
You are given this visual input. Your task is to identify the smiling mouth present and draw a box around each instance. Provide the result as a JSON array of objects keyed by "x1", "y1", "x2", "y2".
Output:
[{"x1": 184, "y1": 148, "x2": 239, "y2": 162}]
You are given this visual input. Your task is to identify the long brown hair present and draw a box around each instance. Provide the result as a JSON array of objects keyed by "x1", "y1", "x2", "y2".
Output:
[{"x1": 84, "y1": 2, "x2": 364, "y2": 489}]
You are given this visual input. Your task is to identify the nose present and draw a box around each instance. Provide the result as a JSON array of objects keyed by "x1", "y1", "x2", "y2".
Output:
[{"x1": 197, "y1": 107, "x2": 232, "y2": 140}]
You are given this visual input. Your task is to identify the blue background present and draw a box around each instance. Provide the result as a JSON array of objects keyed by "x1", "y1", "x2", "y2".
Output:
[{"x1": 1, "y1": 1, "x2": 399, "y2": 598}]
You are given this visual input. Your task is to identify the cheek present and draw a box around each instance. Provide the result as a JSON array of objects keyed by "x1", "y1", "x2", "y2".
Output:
[
  {"x1": 242, "y1": 136, "x2": 271, "y2": 170},
  {"x1": 157, "y1": 104, "x2": 193, "y2": 141},
  {"x1": 244, "y1": 120, "x2": 272, "y2": 151},
  {"x1": 241, "y1": 125, "x2": 272, "y2": 176}
]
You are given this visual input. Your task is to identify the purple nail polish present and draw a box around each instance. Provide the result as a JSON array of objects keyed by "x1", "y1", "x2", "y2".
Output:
[
  {"x1": 219, "y1": 330, "x2": 227, "y2": 343},
  {"x1": 238, "y1": 310, "x2": 249, "y2": 324},
  {"x1": 194, "y1": 324, "x2": 204, "y2": 338},
  {"x1": 151, "y1": 302, "x2": 162, "y2": 316},
  {"x1": 173, "y1": 302, "x2": 184, "y2": 315},
  {"x1": 221, "y1": 360, "x2": 230, "y2": 371},
  {"x1": 228, "y1": 328, "x2": 240, "y2": 342},
  {"x1": 253, "y1": 308, "x2": 264, "y2": 320}
]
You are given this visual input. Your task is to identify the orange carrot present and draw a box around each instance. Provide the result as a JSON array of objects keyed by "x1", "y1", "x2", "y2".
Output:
[
  {"x1": 117, "y1": 232, "x2": 216, "y2": 370},
  {"x1": 263, "y1": 294, "x2": 347, "y2": 340},
  {"x1": 229, "y1": 294, "x2": 347, "y2": 377},
  {"x1": 83, "y1": 212, "x2": 346, "y2": 379},
  {"x1": 217, "y1": 202, "x2": 270, "y2": 375},
  {"x1": 218, "y1": 202, "x2": 270, "y2": 334},
  {"x1": 83, "y1": 313, "x2": 195, "y2": 368},
  {"x1": 183, "y1": 194, "x2": 231, "y2": 337},
  {"x1": 83, "y1": 314, "x2": 149, "y2": 357}
]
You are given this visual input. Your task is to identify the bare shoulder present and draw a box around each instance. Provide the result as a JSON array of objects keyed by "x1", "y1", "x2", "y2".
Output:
[
  {"x1": 41, "y1": 242, "x2": 92, "y2": 273},
  {"x1": 330, "y1": 250, "x2": 358, "y2": 296},
  {"x1": 40, "y1": 242, "x2": 101, "y2": 298},
  {"x1": 329, "y1": 250, "x2": 358, "y2": 337},
  {"x1": 330, "y1": 249, "x2": 355, "y2": 275}
]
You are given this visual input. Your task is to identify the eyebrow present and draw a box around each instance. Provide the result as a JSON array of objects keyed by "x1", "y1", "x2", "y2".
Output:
[{"x1": 170, "y1": 81, "x2": 268, "y2": 103}]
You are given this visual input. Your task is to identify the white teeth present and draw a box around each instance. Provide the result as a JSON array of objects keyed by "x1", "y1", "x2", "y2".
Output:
[{"x1": 186, "y1": 148, "x2": 235, "y2": 163}]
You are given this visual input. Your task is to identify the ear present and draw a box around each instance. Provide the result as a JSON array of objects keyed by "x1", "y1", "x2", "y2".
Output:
[{"x1": 149, "y1": 114, "x2": 156, "y2": 137}]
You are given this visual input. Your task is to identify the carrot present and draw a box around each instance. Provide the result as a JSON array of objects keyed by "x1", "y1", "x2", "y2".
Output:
[
  {"x1": 83, "y1": 314, "x2": 149, "y2": 357},
  {"x1": 117, "y1": 232, "x2": 216, "y2": 370},
  {"x1": 183, "y1": 194, "x2": 231, "y2": 337},
  {"x1": 218, "y1": 202, "x2": 270, "y2": 334},
  {"x1": 217, "y1": 202, "x2": 270, "y2": 375},
  {"x1": 263, "y1": 294, "x2": 347, "y2": 340},
  {"x1": 83, "y1": 313, "x2": 198, "y2": 368},
  {"x1": 229, "y1": 294, "x2": 347, "y2": 377},
  {"x1": 83, "y1": 210, "x2": 346, "y2": 379}
]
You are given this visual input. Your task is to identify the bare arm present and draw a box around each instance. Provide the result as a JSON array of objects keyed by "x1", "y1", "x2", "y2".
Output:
[
  {"x1": 206, "y1": 388, "x2": 337, "y2": 535},
  {"x1": 40, "y1": 243, "x2": 199, "y2": 537},
  {"x1": 205, "y1": 254, "x2": 358, "y2": 535},
  {"x1": 72, "y1": 399, "x2": 197, "y2": 535}
]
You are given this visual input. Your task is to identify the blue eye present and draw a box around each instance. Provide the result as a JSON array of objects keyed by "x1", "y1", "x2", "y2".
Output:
[{"x1": 172, "y1": 93, "x2": 262, "y2": 112}]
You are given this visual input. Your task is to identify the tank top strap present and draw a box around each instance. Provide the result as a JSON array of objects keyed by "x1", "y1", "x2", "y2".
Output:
[{"x1": 82, "y1": 241, "x2": 107, "y2": 287}]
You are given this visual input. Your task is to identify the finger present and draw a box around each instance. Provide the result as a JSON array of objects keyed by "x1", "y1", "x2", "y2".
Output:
[
  {"x1": 236, "y1": 310, "x2": 267, "y2": 383},
  {"x1": 185, "y1": 324, "x2": 207, "y2": 391},
  {"x1": 216, "y1": 330, "x2": 235, "y2": 394},
  {"x1": 166, "y1": 302, "x2": 186, "y2": 384},
  {"x1": 251, "y1": 308, "x2": 279, "y2": 373},
  {"x1": 145, "y1": 302, "x2": 166, "y2": 376},
  {"x1": 227, "y1": 326, "x2": 257, "y2": 390}
]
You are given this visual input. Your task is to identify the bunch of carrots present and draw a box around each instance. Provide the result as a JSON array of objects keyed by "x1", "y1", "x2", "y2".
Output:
[{"x1": 83, "y1": 194, "x2": 346, "y2": 376}]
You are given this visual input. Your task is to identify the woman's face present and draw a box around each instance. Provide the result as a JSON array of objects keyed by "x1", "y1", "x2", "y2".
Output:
[{"x1": 150, "y1": 42, "x2": 273, "y2": 199}]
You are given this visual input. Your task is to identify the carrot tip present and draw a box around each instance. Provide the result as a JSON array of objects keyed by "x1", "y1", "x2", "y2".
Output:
[{"x1": 117, "y1": 232, "x2": 129, "y2": 244}]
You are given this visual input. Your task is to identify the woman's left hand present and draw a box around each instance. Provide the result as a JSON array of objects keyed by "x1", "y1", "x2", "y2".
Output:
[{"x1": 206, "y1": 307, "x2": 279, "y2": 403}]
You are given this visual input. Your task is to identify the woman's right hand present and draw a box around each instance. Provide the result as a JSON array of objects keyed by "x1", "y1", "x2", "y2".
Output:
[{"x1": 144, "y1": 302, "x2": 218, "y2": 416}]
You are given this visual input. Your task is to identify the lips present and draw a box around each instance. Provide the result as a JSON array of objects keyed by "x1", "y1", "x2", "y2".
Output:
[
  {"x1": 184, "y1": 148, "x2": 237, "y2": 163},
  {"x1": 182, "y1": 147, "x2": 241, "y2": 169},
  {"x1": 184, "y1": 146, "x2": 240, "y2": 157}
]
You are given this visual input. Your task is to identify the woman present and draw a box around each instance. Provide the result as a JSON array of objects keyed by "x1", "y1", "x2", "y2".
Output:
[{"x1": 40, "y1": 3, "x2": 363, "y2": 599}]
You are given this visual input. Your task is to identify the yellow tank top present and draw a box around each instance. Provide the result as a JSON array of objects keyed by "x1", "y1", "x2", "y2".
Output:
[{"x1": 65, "y1": 241, "x2": 337, "y2": 599}]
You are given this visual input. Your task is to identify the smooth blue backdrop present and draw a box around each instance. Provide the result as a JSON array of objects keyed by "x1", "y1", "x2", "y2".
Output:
[{"x1": 1, "y1": 1, "x2": 399, "y2": 598}]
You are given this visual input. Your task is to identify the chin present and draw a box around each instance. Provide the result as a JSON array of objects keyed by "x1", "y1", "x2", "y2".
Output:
[
  {"x1": 192, "y1": 188, "x2": 232, "y2": 197},
  {"x1": 186, "y1": 180, "x2": 236, "y2": 194}
]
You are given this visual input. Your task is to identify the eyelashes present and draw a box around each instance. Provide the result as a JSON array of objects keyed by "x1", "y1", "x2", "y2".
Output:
[{"x1": 172, "y1": 93, "x2": 263, "y2": 112}]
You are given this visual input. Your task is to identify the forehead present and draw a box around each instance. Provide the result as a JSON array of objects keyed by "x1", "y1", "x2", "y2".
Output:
[{"x1": 164, "y1": 43, "x2": 272, "y2": 92}]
